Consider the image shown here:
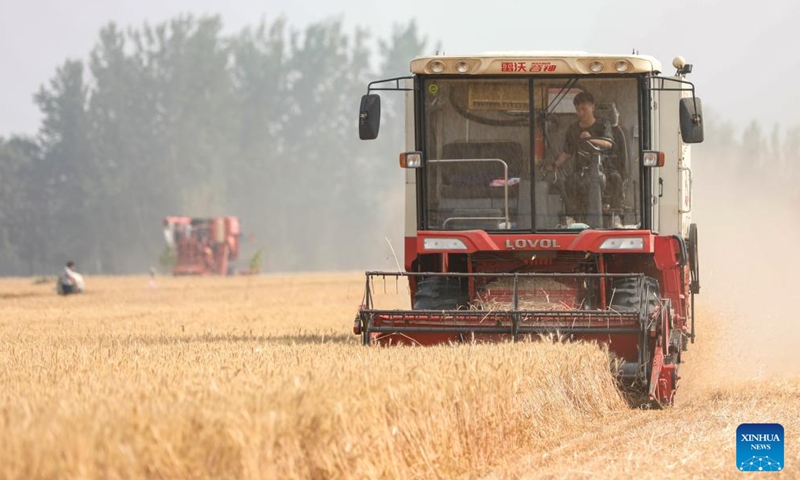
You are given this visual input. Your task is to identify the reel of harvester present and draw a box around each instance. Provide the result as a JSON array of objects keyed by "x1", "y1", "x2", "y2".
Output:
[{"x1": 354, "y1": 271, "x2": 681, "y2": 408}]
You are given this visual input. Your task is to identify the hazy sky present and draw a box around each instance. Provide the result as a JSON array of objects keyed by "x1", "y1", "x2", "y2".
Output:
[{"x1": 2, "y1": 0, "x2": 799, "y2": 136}]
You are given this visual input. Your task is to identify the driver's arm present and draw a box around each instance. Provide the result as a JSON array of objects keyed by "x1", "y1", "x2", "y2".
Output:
[
  {"x1": 554, "y1": 151, "x2": 570, "y2": 168},
  {"x1": 588, "y1": 121, "x2": 613, "y2": 149},
  {"x1": 553, "y1": 123, "x2": 578, "y2": 168},
  {"x1": 589, "y1": 137, "x2": 612, "y2": 149}
]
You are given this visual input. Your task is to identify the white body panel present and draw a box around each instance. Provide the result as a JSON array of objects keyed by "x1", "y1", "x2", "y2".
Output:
[
  {"x1": 653, "y1": 78, "x2": 692, "y2": 239},
  {"x1": 650, "y1": 90, "x2": 661, "y2": 232},
  {"x1": 405, "y1": 80, "x2": 417, "y2": 238}
]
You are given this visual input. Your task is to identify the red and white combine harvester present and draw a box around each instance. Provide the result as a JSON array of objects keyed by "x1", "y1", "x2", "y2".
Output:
[
  {"x1": 355, "y1": 53, "x2": 703, "y2": 407},
  {"x1": 163, "y1": 216, "x2": 240, "y2": 276}
]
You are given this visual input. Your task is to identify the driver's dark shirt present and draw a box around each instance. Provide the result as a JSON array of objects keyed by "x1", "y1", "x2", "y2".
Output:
[{"x1": 562, "y1": 118, "x2": 613, "y2": 155}]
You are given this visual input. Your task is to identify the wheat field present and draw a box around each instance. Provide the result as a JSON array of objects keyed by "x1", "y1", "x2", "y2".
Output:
[{"x1": 0, "y1": 273, "x2": 797, "y2": 479}]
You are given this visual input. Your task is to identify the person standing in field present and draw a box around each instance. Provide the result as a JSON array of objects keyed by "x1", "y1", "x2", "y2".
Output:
[{"x1": 57, "y1": 261, "x2": 85, "y2": 295}]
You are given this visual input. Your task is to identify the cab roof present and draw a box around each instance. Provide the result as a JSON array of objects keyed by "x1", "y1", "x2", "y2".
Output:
[{"x1": 410, "y1": 52, "x2": 662, "y2": 75}]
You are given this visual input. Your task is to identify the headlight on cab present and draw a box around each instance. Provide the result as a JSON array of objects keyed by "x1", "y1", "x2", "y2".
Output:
[
  {"x1": 589, "y1": 61, "x2": 604, "y2": 72},
  {"x1": 399, "y1": 151, "x2": 422, "y2": 168},
  {"x1": 599, "y1": 237, "x2": 644, "y2": 250},
  {"x1": 423, "y1": 238, "x2": 468, "y2": 250},
  {"x1": 642, "y1": 150, "x2": 665, "y2": 167},
  {"x1": 429, "y1": 60, "x2": 445, "y2": 73}
]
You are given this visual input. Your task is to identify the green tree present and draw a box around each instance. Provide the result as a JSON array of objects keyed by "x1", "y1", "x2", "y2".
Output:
[
  {"x1": 227, "y1": 18, "x2": 288, "y2": 266},
  {"x1": 0, "y1": 137, "x2": 49, "y2": 274},
  {"x1": 275, "y1": 19, "x2": 374, "y2": 269},
  {"x1": 34, "y1": 60, "x2": 95, "y2": 269},
  {"x1": 741, "y1": 120, "x2": 765, "y2": 179}
]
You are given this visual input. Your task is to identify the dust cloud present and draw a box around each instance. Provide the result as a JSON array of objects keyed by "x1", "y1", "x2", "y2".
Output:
[{"x1": 691, "y1": 144, "x2": 800, "y2": 382}]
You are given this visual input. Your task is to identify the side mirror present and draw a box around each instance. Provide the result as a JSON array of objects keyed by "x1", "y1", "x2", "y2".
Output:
[
  {"x1": 359, "y1": 94, "x2": 381, "y2": 140},
  {"x1": 679, "y1": 97, "x2": 704, "y2": 144}
]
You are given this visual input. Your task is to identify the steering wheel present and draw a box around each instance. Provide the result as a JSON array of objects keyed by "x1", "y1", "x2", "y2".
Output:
[{"x1": 579, "y1": 136, "x2": 616, "y2": 153}]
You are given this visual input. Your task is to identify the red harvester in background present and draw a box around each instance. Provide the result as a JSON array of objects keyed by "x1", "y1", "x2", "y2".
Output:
[{"x1": 163, "y1": 216, "x2": 240, "y2": 275}]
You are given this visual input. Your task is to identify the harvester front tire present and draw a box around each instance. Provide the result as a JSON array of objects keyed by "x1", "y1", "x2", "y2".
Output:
[
  {"x1": 412, "y1": 277, "x2": 469, "y2": 310},
  {"x1": 609, "y1": 277, "x2": 661, "y2": 315}
]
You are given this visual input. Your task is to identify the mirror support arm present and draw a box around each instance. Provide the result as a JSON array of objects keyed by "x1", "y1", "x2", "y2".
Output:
[
  {"x1": 367, "y1": 76, "x2": 415, "y2": 94},
  {"x1": 647, "y1": 76, "x2": 701, "y2": 122}
]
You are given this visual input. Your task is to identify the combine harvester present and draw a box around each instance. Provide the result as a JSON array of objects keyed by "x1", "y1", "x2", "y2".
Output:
[
  {"x1": 354, "y1": 53, "x2": 703, "y2": 407},
  {"x1": 163, "y1": 216, "x2": 240, "y2": 275}
]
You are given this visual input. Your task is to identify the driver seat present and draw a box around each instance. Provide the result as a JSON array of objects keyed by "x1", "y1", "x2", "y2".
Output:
[
  {"x1": 595, "y1": 103, "x2": 628, "y2": 179},
  {"x1": 596, "y1": 103, "x2": 629, "y2": 214}
]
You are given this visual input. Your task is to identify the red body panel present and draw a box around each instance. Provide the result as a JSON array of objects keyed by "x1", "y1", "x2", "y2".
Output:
[{"x1": 415, "y1": 230, "x2": 654, "y2": 254}]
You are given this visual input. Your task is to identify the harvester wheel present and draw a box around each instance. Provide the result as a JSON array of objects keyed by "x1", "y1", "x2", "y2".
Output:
[
  {"x1": 609, "y1": 277, "x2": 660, "y2": 315},
  {"x1": 412, "y1": 277, "x2": 469, "y2": 310}
]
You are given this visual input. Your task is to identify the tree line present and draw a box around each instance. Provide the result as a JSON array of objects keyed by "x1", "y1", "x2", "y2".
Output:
[
  {"x1": 0, "y1": 15, "x2": 425, "y2": 275},
  {"x1": 694, "y1": 110, "x2": 800, "y2": 207}
]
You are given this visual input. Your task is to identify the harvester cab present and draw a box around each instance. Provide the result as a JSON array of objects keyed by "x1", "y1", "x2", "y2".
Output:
[
  {"x1": 355, "y1": 53, "x2": 704, "y2": 407},
  {"x1": 163, "y1": 216, "x2": 240, "y2": 276}
]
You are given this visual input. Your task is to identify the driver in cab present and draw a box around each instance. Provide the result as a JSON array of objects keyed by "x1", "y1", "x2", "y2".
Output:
[
  {"x1": 554, "y1": 91, "x2": 612, "y2": 167},
  {"x1": 546, "y1": 91, "x2": 616, "y2": 218}
]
